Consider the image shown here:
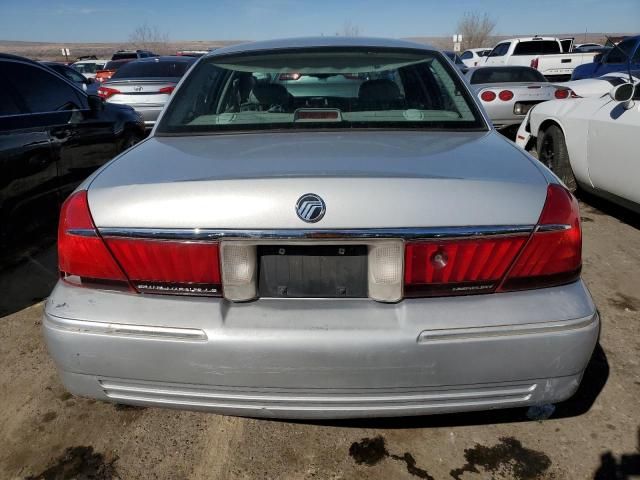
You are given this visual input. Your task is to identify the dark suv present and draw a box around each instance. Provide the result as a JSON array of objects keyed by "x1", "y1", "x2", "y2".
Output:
[
  {"x1": 0, "y1": 54, "x2": 145, "y2": 249},
  {"x1": 111, "y1": 50, "x2": 157, "y2": 61}
]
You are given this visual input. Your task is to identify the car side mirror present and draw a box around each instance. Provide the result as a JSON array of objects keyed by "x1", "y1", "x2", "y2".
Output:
[{"x1": 87, "y1": 94, "x2": 104, "y2": 113}]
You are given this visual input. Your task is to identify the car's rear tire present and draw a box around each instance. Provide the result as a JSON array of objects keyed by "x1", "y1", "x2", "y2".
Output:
[
  {"x1": 537, "y1": 125, "x2": 577, "y2": 191},
  {"x1": 120, "y1": 131, "x2": 142, "y2": 153}
]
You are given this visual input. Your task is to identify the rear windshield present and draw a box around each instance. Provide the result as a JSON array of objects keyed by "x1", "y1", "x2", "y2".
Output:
[
  {"x1": 112, "y1": 52, "x2": 138, "y2": 60},
  {"x1": 513, "y1": 41, "x2": 561, "y2": 56},
  {"x1": 112, "y1": 59, "x2": 194, "y2": 79},
  {"x1": 104, "y1": 60, "x2": 128, "y2": 71},
  {"x1": 470, "y1": 67, "x2": 547, "y2": 84},
  {"x1": 156, "y1": 49, "x2": 486, "y2": 135},
  {"x1": 73, "y1": 62, "x2": 105, "y2": 74}
]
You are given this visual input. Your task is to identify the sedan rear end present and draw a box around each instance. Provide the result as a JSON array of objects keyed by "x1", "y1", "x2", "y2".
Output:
[
  {"x1": 98, "y1": 56, "x2": 195, "y2": 128},
  {"x1": 468, "y1": 66, "x2": 574, "y2": 130},
  {"x1": 44, "y1": 38, "x2": 598, "y2": 419}
]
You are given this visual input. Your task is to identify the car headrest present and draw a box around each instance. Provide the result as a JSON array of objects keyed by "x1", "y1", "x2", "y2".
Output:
[
  {"x1": 358, "y1": 79, "x2": 402, "y2": 102},
  {"x1": 249, "y1": 84, "x2": 290, "y2": 107}
]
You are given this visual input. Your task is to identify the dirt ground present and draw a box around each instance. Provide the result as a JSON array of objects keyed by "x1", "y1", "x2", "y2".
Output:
[{"x1": 1, "y1": 193, "x2": 639, "y2": 480}]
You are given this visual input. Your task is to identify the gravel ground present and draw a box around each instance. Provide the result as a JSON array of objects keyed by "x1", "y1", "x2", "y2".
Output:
[{"x1": 1, "y1": 195, "x2": 638, "y2": 480}]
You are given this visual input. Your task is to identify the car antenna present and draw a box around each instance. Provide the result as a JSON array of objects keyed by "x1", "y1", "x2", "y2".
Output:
[{"x1": 605, "y1": 35, "x2": 633, "y2": 84}]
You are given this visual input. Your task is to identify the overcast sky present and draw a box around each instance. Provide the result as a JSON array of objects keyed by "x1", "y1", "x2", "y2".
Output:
[{"x1": 0, "y1": 0, "x2": 638, "y2": 42}]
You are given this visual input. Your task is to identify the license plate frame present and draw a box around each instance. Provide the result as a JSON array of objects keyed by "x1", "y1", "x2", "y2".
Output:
[{"x1": 257, "y1": 244, "x2": 368, "y2": 298}]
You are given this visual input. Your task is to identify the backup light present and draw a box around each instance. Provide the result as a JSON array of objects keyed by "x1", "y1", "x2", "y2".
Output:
[
  {"x1": 368, "y1": 242, "x2": 403, "y2": 302},
  {"x1": 220, "y1": 243, "x2": 257, "y2": 301}
]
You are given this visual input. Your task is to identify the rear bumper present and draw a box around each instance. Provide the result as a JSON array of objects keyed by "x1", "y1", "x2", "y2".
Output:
[
  {"x1": 43, "y1": 280, "x2": 599, "y2": 419},
  {"x1": 128, "y1": 105, "x2": 163, "y2": 127}
]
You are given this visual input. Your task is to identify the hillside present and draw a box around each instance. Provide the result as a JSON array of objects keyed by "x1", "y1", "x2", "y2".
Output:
[{"x1": 0, "y1": 32, "x2": 630, "y2": 61}]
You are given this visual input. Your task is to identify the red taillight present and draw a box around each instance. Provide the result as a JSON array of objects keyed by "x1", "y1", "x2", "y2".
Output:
[
  {"x1": 95, "y1": 70, "x2": 114, "y2": 82},
  {"x1": 105, "y1": 238, "x2": 221, "y2": 296},
  {"x1": 500, "y1": 184, "x2": 581, "y2": 291},
  {"x1": 499, "y1": 90, "x2": 514, "y2": 101},
  {"x1": 530, "y1": 57, "x2": 539, "y2": 69},
  {"x1": 58, "y1": 190, "x2": 222, "y2": 296},
  {"x1": 279, "y1": 72, "x2": 301, "y2": 81},
  {"x1": 554, "y1": 88, "x2": 571, "y2": 99},
  {"x1": 158, "y1": 86, "x2": 175, "y2": 95},
  {"x1": 404, "y1": 237, "x2": 527, "y2": 297},
  {"x1": 97, "y1": 86, "x2": 120, "y2": 99},
  {"x1": 480, "y1": 90, "x2": 496, "y2": 102},
  {"x1": 404, "y1": 184, "x2": 581, "y2": 297},
  {"x1": 58, "y1": 191, "x2": 128, "y2": 285}
]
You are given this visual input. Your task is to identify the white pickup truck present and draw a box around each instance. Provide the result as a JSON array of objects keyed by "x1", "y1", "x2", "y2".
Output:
[{"x1": 484, "y1": 37, "x2": 598, "y2": 81}]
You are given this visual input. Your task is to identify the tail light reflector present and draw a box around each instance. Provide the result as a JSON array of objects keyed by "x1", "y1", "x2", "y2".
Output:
[
  {"x1": 58, "y1": 191, "x2": 128, "y2": 286},
  {"x1": 530, "y1": 57, "x2": 539, "y2": 69},
  {"x1": 554, "y1": 88, "x2": 571, "y2": 99},
  {"x1": 58, "y1": 190, "x2": 222, "y2": 296},
  {"x1": 158, "y1": 86, "x2": 175, "y2": 95},
  {"x1": 97, "y1": 86, "x2": 120, "y2": 99},
  {"x1": 404, "y1": 237, "x2": 527, "y2": 297},
  {"x1": 500, "y1": 184, "x2": 581, "y2": 291},
  {"x1": 106, "y1": 238, "x2": 221, "y2": 296},
  {"x1": 499, "y1": 90, "x2": 514, "y2": 101},
  {"x1": 404, "y1": 184, "x2": 581, "y2": 298},
  {"x1": 95, "y1": 70, "x2": 113, "y2": 82},
  {"x1": 480, "y1": 91, "x2": 496, "y2": 102}
]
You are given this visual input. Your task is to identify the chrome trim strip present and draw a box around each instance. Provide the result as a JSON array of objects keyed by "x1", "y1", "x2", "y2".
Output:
[
  {"x1": 67, "y1": 228, "x2": 99, "y2": 237},
  {"x1": 98, "y1": 225, "x2": 535, "y2": 241},
  {"x1": 100, "y1": 381, "x2": 536, "y2": 403},
  {"x1": 418, "y1": 313, "x2": 598, "y2": 343},
  {"x1": 45, "y1": 314, "x2": 208, "y2": 341},
  {"x1": 537, "y1": 224, "x2": 571, "y2": 232}
]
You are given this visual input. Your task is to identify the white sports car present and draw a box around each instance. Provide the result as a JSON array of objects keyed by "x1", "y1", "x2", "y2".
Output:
[{"x1": 516, "y1": 81, "x2": 640, "y2": 212}]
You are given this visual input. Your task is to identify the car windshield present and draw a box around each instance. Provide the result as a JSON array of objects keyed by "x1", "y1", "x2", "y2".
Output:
[
  {"x1": 112, "y1": 58, "x2": 194, "y2": 79},
  {"x1": 157, "y1": 49, "x2": 485, "y2": 134},
  {"x1": 470, "y1": 67, "x2": 547, "y2": 84}
]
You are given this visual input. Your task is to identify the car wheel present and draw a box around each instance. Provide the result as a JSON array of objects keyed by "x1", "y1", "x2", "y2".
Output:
[{"x1": 537, "y1": 125, "x2": 577, "y2": 191}]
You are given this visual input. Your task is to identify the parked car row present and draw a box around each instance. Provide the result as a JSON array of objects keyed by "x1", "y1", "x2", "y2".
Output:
[{"x1": 462, "y1": 35, "x2": 639, "y2": 83}]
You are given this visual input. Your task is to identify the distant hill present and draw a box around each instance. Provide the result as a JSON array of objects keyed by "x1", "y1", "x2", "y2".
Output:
[
  {"x1": 0, "y1": 40, "x2": 245, "y2": 61},
  {"x1": 0, "y1": 33, "x2": 632, "y2": 61}
]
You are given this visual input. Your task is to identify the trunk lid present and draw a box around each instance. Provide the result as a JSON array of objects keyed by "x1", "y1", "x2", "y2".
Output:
[
  {"x1": 104, "y1": 78, "x2": 178, "y2": 105},
  {"x1": 88, "y1": 131, "x2": 548, "y2": 229}
]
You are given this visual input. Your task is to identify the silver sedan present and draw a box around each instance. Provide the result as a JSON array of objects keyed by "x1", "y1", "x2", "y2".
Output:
[
  {"x1": 466, "y1": 66, "x2": 572, "y2": 131},
  {"x1": 44, "y1": 37, "x2": 598, "y2": 419},
  {"x1": 98, "y1": 56, "x2": 196, "y2": 129}
]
